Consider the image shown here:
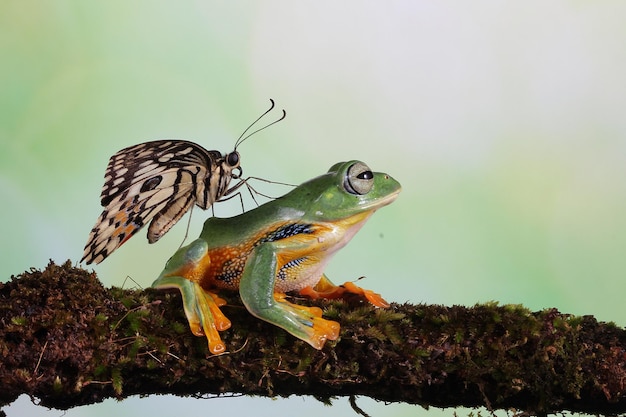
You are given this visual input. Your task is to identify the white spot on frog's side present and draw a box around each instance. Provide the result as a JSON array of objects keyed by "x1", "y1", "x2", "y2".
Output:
[{"x1": 317, "y1": 236, "x2": 325, "y2": 243}]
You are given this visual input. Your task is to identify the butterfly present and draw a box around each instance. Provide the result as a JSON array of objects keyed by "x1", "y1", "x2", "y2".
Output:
[{"x1": 81, "y1": 99, "x2": 285, "y2": 265}]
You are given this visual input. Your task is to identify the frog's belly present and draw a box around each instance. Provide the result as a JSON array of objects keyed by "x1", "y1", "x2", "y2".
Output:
[{"x1": 273, "y1": 256, "x2": 330, "y2": 293}]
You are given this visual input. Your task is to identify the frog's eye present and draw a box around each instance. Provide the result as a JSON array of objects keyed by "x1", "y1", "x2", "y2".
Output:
[{"x1": 344, "y1": 162, "x2": 374, "y2": 195}]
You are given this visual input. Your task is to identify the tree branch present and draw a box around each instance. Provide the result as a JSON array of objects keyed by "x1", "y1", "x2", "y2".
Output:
[{"x1": 1, "y1": 261, "x2": 625, "y2": 416}]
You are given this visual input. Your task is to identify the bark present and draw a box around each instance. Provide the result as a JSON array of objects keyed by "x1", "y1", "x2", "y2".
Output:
[{"x1": 1, "y1": 261, "x2": 625, "y2": 416}]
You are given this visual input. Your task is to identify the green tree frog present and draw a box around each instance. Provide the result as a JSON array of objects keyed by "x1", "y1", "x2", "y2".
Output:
[{"x1": 152, "y1": 160, "x2": 401, "y2": 354}]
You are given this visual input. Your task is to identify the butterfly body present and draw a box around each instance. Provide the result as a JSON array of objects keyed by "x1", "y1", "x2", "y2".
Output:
[
  {"x1": 81, "y1": 140, "x2": 242, "y2": 265},
  {"x1": 81, "y1": 99, "x2": 285, "y2": 265}
]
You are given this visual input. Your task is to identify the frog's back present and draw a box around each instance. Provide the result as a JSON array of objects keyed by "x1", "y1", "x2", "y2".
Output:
[{"x1": 199, "y1": 198, "x2": 307, "y2": 249}]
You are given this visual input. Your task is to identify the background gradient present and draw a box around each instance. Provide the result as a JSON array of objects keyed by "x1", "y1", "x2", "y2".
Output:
[{"x1": 2, "y1": 2, "x2": 625, "y2": 416}]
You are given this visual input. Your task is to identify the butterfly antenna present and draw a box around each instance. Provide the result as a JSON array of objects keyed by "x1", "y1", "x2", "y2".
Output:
[{"x1": 234, "y1": 98, "x2": 286, "y2": 150}]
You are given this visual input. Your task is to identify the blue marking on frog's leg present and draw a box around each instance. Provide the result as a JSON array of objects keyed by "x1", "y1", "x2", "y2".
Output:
[{"x1": 238, "y1": 242, "x2": 340, "y2": 349}]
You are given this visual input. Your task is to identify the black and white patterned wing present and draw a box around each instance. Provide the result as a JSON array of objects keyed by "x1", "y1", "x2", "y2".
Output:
[{"x1": 81, "y1": 140, "x2": 216, "y2": 265}]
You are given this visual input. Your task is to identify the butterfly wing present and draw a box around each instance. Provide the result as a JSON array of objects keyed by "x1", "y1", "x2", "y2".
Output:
[
  {"x1": 99, "y1": 140, "x2": 212, "y2": 206},
  {"x1": 146, "y1": 167, "x2": 200, "y2": 244},
  {"x1": 81, "y1": 140, "x2": 217, "y2": 265}
]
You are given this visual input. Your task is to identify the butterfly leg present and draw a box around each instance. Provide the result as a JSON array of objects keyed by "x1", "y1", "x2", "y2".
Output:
[
  {"x1": 239, "y1": 243, "x2": 340, "y2": 350},
  {"x1": 299, "y1": 275, "x2": 390, "y2": 308}
]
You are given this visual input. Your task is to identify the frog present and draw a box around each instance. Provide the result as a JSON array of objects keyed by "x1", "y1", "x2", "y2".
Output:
[{"x1": 152, "y1": 160, "x2": 401, "y2": 354}]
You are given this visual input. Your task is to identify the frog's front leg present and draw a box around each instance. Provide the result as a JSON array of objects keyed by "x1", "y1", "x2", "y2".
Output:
[
  {"x1": 300, "y1": 275, "x2": 390, "y2": 308},
  {"x1": 152, "y1": 239, "x2": 231, "y2": 355},
  {"x1": 239, "y1": 243, "x2": 340, "y2": 349}
]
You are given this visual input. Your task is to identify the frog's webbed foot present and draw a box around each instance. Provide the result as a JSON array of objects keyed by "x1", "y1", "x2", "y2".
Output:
[
  {"x1": 300, "y1": 275, "x2": 390, "y2": 308},
  {"x1": 152, "y1": 275, "x2": 231, "y2": 355},
  {"x1": 264, "y1": 292, "x2": 340, "y2": 349}
]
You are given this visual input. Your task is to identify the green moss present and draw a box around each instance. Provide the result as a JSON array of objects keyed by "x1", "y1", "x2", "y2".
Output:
[
  {"x1": 3, "y1": 261, "x2": 626, "y2": 415},
  {"x1": 373, "y1": 308, "x2": 405, "y2": 323},
  {"x1": 322, "y1": 302, "x2": 341, "y2": 319},
  {"x1": 10, "y1": 316, "x2": 27, "y2": 326},
  {"x1": 171, "y1": 321, "x2": 187, "y2": 334},
  {"x1": 111, "y1": 367, "x2": 123, "y2": 396},
  {"x1": 52, "y1": 376, "x2": 63, "y2": 394},
  {"x1": 93, "y1": 364, "x2": 107, "y2": 377},
  {"x1": 94, "y1": 313, "x2": 108, "y2": 323},
  {"x1": 125, "y1": 309, "x2": 151, "y2": 334},
  {"x1": 128, "y1": 337, "x2": 147, "y2": 359},
  {"x1": 341, "y1": 305, "x2": 376, "y2": 324},
  {"x1": 364, "y1": 326, "x2": 386, "y2": 342}
]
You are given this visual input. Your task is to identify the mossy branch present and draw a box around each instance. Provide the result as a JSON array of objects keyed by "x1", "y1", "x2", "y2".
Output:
[{"x1": 1, "y1": 261, "x2": 626, "y2": 416}]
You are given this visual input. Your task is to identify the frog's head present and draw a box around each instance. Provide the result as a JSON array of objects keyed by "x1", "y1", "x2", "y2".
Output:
[{"x1": 292, "y1": 160, "x2": 401, "y2": 222}]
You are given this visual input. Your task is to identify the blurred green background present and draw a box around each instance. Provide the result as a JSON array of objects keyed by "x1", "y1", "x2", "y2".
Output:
[{"x1": 2, "y1": 2, "x2": 625, "y2": 416}]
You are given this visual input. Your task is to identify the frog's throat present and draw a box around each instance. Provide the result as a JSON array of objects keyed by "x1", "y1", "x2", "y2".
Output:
[{"x1": 330, "y1": 209, "x2": 376, "y2": 237}]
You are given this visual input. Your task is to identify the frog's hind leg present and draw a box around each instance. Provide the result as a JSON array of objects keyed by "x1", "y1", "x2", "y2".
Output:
[
  {"x1": 274, "y1": 292, "x2": 325, "y2": 318},
  {"x1": 152, "y1": 275, "x2": 231, "y2": 355},
  {"x1": 272, "y1": 294, "x2": 340, "y2": 349},
  {"x1": 300, "y1": 275, "x2": 390, "y2": 308},
  {"x1": 239, "y1": 244, "x2": 340, "y2": 350}
]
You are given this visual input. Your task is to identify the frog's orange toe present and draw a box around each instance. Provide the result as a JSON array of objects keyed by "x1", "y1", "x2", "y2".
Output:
[
  {"x1": 306, "y1": 317, "x2": 340, "y2": 349},
  {"x1": 204, "y1": 291, "x2": 232, "y2": 331},
  {"x1": 316, "y1": 317, "x2": 340, "y2": 341},
  {"x1": 342, "y1": 281, "x2": 390, "y2": 308},
  {"x1": 299, "y1": 286, "x2": 324, "y2": 299},
  {"x1": 301, "y1": 277, "x2": 390, "y2": 308},
  {"x1": 187, "y1": 317, "x2": 204, "y2": 336},
  {"x1": 208, "y1": 340, "x2": 227, "y2": 355},
  {"x1": 188, "y1": 285, "x2": 232, "y2": 353},
  {"x1": 198, "y1": 311, "x2": 228, "y2": 355},
  {"x1": 297, "y1": 305, "x2": 324, "y2": 318},
  {"x1": 275, "y1": 292, "x2": 324, "y2": 317}
]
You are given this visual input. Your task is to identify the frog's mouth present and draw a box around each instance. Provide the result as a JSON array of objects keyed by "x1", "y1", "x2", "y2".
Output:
[
  {"x1": 338, "y1": 187, "x2": 401, "y2": 227},
  {"x1": 358, "y1": 187, "x2": 401, "y2": 211}
]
